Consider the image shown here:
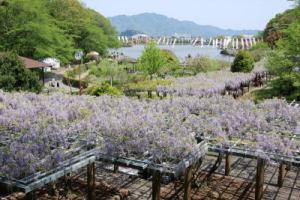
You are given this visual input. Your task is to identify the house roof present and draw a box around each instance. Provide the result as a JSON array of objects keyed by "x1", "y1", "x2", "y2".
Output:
[
  {"x1": 0, "y1": 53, "x2": 52, "y2": 69},
  {"x1": 19, "y1": 56, "x2": 52, "y2": 69}
]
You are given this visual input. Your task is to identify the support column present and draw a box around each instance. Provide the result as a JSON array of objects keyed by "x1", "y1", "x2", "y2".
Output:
[
  {"x1": 152, "y1": 171, "x2": 161, "y2": 200},
  {"x1": 183, "y1": 165, "x2": 194, "y2": 200},
  {"x1": 26, "y1": 191, "x2": 37, "y2": 200},
  {"x1": 87, "y1": 163, "x2": 95, "y2": 200},
  {"x1": 277, "y1": 163, "x2": 285, "y2": 187},
  {"x1": 225, "y1": 154, "x2": 232, "y2": 176},
  {"x1": 255, "y1": 158, "x2": 266, "y2": 200},
  {"x1": 113, "y1": 164, "x2": 119, "y2": 173}
]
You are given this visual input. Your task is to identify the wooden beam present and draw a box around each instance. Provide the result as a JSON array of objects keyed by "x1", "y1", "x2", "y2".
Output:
[
  {"x1": 183, "y1": 165, "x2": 193, "y2": 200},
  {"x1": 152, "y1": 171, "x2": 161, "y2": 200},
  {"x1": 225, "y1": 154, "x2": 232, "y2": 176},
  {"x1": 277, "y1": 163, "x2": 285, "y2": 187},
  {"x1": 87, "y1": 163, "x2": 95, "y2": 200},
  {"x1": 255, "y1": 158, "x2": 266, "y2": 200}
]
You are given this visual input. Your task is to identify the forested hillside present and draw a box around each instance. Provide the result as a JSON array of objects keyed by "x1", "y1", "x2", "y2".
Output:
[
  {"x1": 109, "y1": 13, "x2": 259, "y2": 37},
  {"x1": 264, "y1": 3, "x2": 300, "y2": 100},
  {"x1": 264, "y1": 6, "x2": 300, "y2": 47},
  {"x1": 0, "y1": 0, "x2": 119, "y2": 64}
]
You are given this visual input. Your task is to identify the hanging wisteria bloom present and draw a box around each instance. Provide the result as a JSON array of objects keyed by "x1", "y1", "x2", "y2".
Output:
[{"x1": 0, "y1": 91, "x2": 299, "y2": 179}]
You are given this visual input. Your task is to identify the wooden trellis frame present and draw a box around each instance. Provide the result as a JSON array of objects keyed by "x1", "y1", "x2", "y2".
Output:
[
  {"x1": 0, "y1": 148, "x2": 99, "y2": 200},
  {"x1": 97, "y1": 141, "x2": 208, "y2": 200},
  {"x1": 1, "y1": 142, "x2": 208, "y2": 200},
  {"x1": 208, "y1": 143, "x2": 300, "y2": 200}
]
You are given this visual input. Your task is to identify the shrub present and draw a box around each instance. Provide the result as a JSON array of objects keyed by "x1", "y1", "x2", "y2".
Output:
[
  {"x1": 187, "y1": 56, "x2": 229, "y2": 74},
  {"x1": 127, "y1": 73, "x2": 149, "y2": 83},
  {"x1": 249, "y1": 42, "x2": 269, "y2": 62},
  {"x1": 0, "y1": 52, "x2": 42, "y2": 92},
  {"x1": 87, "y1": 83, "x2": 122, "y2": 96},
  {"x1": 231, "y1": 51, "x2": 255, "y2": 73},
  {"x1": 62, "y1": 76, "x2": 88, "y2": 89},
  {"x1": 125, "y1": 79, "x2": 172, "y2": 92},
  {"x1": 160, "y1": 49, "x2": 179, "y2": 64}
]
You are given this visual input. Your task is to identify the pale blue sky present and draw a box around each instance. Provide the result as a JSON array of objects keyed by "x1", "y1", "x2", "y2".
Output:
[{"x1": 82, "y1": 0, "x2": 294, "y2": 30}]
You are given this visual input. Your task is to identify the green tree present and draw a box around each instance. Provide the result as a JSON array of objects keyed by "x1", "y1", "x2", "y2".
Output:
[
  {"x1": 98, "y1": 59, "x2": 122, "y2": 86},
  {"x1": 138, "y1": 42, "x2": 166, "y2": 79},
  {"x1": 231, "y1": 51, "x2": 255, "y2": 73},
  {"x1": 0, "y1": 52, "x2": 42, "y2": 92},
  {"x1": 0, "y1": 0, "x2": 74, "y2": 64},
  {"x1": 47, "y1": 0, "x2": 119, "y2": 56},
  {"x1": 263, "y1": 6, "x2": 300, "y2": 47},
  {"x1": 267, "y1": 22, "x2": 300, "y2": 100},
  {"x1": 0, "y1": 0, "x2": 119, "y2": 64}
]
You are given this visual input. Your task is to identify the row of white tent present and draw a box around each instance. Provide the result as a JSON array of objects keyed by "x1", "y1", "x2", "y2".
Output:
[
  {"x1": 118, "y1": 35, "x2": 262, "y2": 49},
  {"x1": 156, "y1": 37, "x2": 261, "y2": 49}
]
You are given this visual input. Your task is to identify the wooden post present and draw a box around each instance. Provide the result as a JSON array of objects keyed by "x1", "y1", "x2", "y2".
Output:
[
  {"x1": 255, "y1": 158, "x2": 266, "y2": 200},
  {"x1": 277, "y1": 163, "x2": 285, "y2": 187},
  {"x1": 26, "y1": 191, "x2": 37, "y2": 200},
  {"x1": 42, "y1": 68, "x2": 45, "y2": 85},
  {"x1": 183, "y1": 165, "x2": 193, "y2": 200},
  {"x1": 113, "y1": 164, "x2": 119, "y2": 173},
  {"x1": 225, "y1": 154, "x2": 231, "y2": 176},
  {"x1": 87, "y1": 163, "x2": 95, "y2": 200},
  {"x1": 152, "y1": 171, "x2": 161, "y2": 200}
]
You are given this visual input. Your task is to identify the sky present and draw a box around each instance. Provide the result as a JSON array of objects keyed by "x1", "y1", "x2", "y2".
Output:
[{"x1": 82, "y1": 0, "x2": 294, "y2": 30}]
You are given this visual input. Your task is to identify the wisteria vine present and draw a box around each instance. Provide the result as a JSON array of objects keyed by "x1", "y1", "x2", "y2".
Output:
[
  {"x1": 157, "y1": 69, "x2": 267, "y2": 97},
  {"x1": 0, "y1": 91, "x2": 299, "y2": 179}
]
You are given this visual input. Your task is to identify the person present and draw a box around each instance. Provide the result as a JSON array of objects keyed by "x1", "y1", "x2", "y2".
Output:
[{"x1": 57, "y1": 82, "x2": 60, "y2": 88}]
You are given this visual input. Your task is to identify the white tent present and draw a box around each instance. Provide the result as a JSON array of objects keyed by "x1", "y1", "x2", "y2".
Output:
[{"x1": 43, "y1": 58, "x2": 60, "y2": 70}]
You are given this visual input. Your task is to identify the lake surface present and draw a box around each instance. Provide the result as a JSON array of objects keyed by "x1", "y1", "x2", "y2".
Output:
[{"x1": 110, "y1": 45, "x2": 233, "y2": 62}]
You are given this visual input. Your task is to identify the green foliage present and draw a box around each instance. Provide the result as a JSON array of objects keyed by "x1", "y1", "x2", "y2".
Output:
[
  {"x1": 248, "y1": 42, "x2": 270, "y2": 62},
  {"x1": 231, "y1": 51, "x2": 255, "y2": 73},
  {"x1": 138, "y1": 42, "x2": 166, "y2": 78},
  {"x1": 160, "y1": 49, "x2": 180, "y2": 64},
  {"x1": 266, "y1": 21, "x2": 300, "y2": 100},
  {"x1": 270, "y1": 75, "x2": 299, "y2": 98},
  {"x1": 90, "y1": 59, "x2": 123, "y2": 86},
  {"x1": 0, "y1": 52, "x2": 42, "y2": 92},
  {"x1": 127, "y1": 74, "x2": 149, "y2": 83},
  {"x1": 187, "y1": 56, "x2": 229, "y2": 75},
  {"x1": 62, "y1": 76, "x2": 89, "y2": 89},
  {"x1": 87, "y1": 83, "x2": 122, "y2": 96},
  {"x1": 263, "y1": 6, "x2": 300, "y2": 47},
  {"x1": 125, "y1": 79, "x2": 172, "y2": 92},
  {"x1": 0, "y1": 0, "x2": 119, "y2": 64}
]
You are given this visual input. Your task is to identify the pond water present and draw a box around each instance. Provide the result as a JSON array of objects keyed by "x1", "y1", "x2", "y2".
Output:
[{"x1": 110, "y1": 45, "x2": 233, "y2": 62}]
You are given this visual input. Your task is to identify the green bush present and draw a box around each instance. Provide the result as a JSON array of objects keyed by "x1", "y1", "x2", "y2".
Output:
[
  {"x1": 127, "y1": 73, "x2": 149, "y2": 83},
  {"x1": 87, "y1": 83, "x2": 122, "y2": 96},
  {"x1": 231, "y1": 51, "x2": 255, "y2": 73},
  {"x1": 160, "y1": 49, "x2": 179, "y2": 64},
  {"x1": 270, "y1": 75, "x2": 297, "y2": 97},
  {"x1": 0, "y1": 52, "x2": 42, "y2": 92},
  {"x1": 249, "y1": 42, "x2": 269, "y2": 62},
  {"x1": 62, "y1": 76, "x2": 88, "y2": 89},
  {"x1": 187, "y1": 56, "x2": 229, "y2": 74},
  {"x1": 125, "y1": 79, "x2": 172, "y2": 92}
]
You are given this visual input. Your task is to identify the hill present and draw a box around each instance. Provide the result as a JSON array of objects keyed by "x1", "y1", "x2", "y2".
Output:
[{"x1": 109, "y1": 13, "x2": 260, "y2": 37}]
